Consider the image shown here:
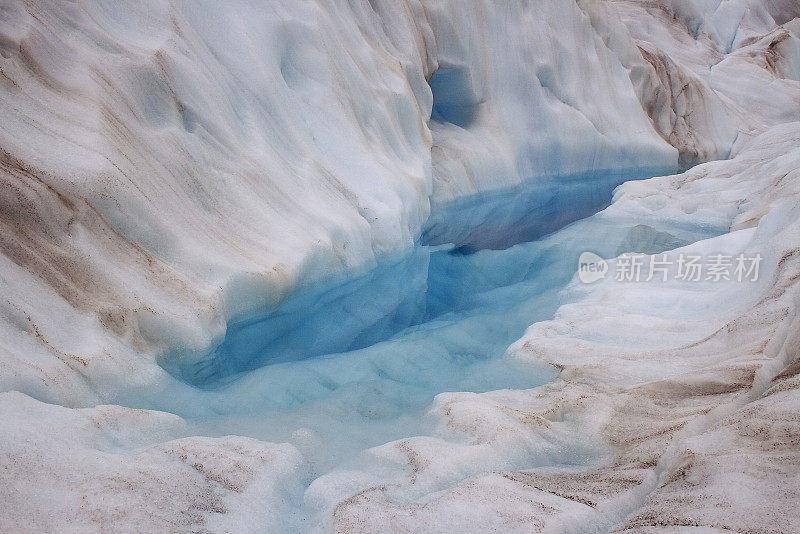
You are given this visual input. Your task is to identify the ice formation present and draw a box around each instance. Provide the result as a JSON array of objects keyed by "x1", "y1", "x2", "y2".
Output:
[{"x1": 0, "y1": 0, "x2": 798, "y2": 532}]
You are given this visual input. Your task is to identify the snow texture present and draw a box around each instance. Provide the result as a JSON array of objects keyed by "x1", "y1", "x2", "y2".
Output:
[{"x1": 0, "y1": 0, "x2": 799, "y2": 531}]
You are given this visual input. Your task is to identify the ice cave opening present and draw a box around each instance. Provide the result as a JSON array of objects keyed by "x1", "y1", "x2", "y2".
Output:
[{"x1": 428, "y1": 65, "x2": 482, "y2": 128}]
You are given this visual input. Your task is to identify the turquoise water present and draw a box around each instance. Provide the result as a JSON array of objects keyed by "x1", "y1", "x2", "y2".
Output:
[
  {"x1": 168, "y1": 168, "x2": 672, "y2": 388},
  {"x1": 146, "y1": 166, "x2": 726, "y2": 475}
]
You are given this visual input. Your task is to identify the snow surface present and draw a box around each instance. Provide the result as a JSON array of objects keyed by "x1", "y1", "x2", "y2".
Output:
[
  {"x1": 0, "y1": 0, "x2": 799, "y2": 532},
  {"x1": 320, "y1": 122, "x2": 800, "y2": 533}
]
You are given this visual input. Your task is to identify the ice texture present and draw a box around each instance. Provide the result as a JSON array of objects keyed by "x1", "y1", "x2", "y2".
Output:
[
  {"x1": 0, "y1": 0, "x2": 799, "y2": 531},
  {"x1": 327, "y1": 122, "x2": 800, "y2": 534}
]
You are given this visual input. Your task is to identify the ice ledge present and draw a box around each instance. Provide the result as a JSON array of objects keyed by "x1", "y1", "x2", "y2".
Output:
[{"x1": 325, "y1": 123, "x2": 800, "y2": 532}]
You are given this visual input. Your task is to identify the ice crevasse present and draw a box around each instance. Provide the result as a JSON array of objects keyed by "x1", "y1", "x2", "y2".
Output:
[{"x1": 0, "y1": 0, "x2": 799, "y2": 531}]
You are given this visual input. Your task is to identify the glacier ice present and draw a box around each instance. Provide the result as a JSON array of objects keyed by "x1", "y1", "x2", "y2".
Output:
[
  {"x1": 0, "y1": 0, "x2": 799, "y2": 532},
  {"x1": 165, "y1": 165, "x2": 675, "y2": 387},
  {"x1": 324, "y1": 123, "x2": 800, "y2": 533}
]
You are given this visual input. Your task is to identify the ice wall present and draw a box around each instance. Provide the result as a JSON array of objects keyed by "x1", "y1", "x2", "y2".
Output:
[
  {"x1": 419, "y1": 0, "x2": 679, "y2": 202},
  {"x1": 580, "y1": 0, "x2": 800, "y2": 165},
  {"x1": 0, "y1": 0, "x2": 677, "y2": 401},
  {"x1": 324, "y1": 121, "x2": 800, "y2": 534},
  {"x1": 0, "y1": 0, "x2": 799, "y2": 530},
  {"x1": 4, "y1": 0, "x2": 794, "y2": 402},
  {"x1": 1, "y1": 0, "x2": 437, "y2": 403}
]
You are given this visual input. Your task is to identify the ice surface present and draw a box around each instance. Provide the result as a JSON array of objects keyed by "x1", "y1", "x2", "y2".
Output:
[
  {"x1": 421, "y1": 166, "x2": 676, "y2": 252},
  {"x1": 142, "y1": 166, "x2": 711, "y2": 474},
  {"x1": 164, "y1": 166, "x2": 675, "y2": 387},
  {"x1": 325, "y1": 123, "x2": 800, "y2": 533},
  {"x1": 0, "y1": 163, "x2": 725, "y2": 530},
  {"x1": 1, "y1": 0, "x2": 795, "y2": 405},
  {"x1": 0, "y1": 0, "x2": 799, "y2": 531}
]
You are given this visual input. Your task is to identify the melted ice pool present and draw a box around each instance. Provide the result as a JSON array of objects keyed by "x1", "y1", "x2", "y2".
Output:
[{"x1": 150, "y1": 167, "x2": 720, "y2": 475}]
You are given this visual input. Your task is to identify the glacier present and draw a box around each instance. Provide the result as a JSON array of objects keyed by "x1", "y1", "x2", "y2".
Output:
[{"x1": 1, "y1": 0, "x2": 799, "y2": 532}]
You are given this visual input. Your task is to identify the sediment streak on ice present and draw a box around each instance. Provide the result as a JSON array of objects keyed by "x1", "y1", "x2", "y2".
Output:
[
  {"x1": 0, "y1": 0, "x2": 799, "y2": 531},
  {"x1": 328, "y1": 123, "x2": 800, "y2": 533}
]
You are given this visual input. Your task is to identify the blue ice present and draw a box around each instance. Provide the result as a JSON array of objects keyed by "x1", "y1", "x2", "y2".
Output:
[{"x1": 146, "y1": 166, "x2": 727, "y2": 474}]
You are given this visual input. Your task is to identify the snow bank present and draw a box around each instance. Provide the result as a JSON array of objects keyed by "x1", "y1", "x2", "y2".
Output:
[
  {"x1": 326, "y1": 123, "x2": 800, "y2": 532},
  {"x1": 1, "y1": 0, "x2": 796, "y2": 405},
  {"x1": 0, "y1": 392, "x2": 306, "y2": 532},
  {"x1": 0, "y1": 0, "x2": 670, "y2": 405},
  {"x1": 0, "y1": 0, "x2": 799, "y2": 531},
  {"x1": 581, "y1": 0, "x2": 800, "y2": 165}
]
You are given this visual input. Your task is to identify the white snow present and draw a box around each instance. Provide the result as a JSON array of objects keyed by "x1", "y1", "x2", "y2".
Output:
[
  {"x1": 310, "y1": 122, "x2": 800, "y2": 533},
  {"x1": 0, "y1": 0, "x2": 799, "y2": 531}
]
